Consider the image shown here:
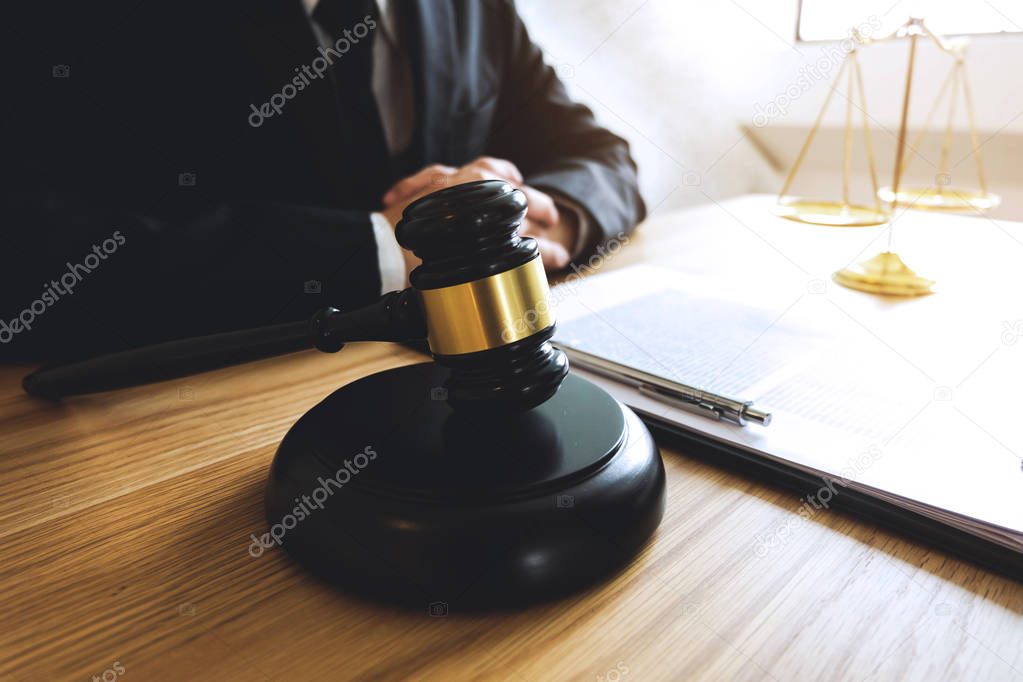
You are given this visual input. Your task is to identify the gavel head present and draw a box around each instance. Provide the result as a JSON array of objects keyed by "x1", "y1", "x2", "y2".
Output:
[{"x1": 396, "y1": 179, "x2": 569, "y2": 411}]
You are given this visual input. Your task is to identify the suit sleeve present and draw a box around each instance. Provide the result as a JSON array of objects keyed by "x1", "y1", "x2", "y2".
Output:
[
  {"x1": 0, "y1": 191, "x2": 381, "y2": 362},
  {"x1": 487, "y1": 0, "x2": 646, "y2": 260}
]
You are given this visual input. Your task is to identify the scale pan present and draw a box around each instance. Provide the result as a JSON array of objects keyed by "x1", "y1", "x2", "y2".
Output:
[
  {"x1": 877, "y1": 186, "x2": 1001, "y2": 212},
  {"x1": 774, "y1": 197, "x2": 890, "y2": 227}
]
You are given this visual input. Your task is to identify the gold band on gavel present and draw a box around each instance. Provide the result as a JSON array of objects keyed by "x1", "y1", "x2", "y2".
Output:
[{"x1": 419, "y1": 257, "x2": 555, "y2": 356}]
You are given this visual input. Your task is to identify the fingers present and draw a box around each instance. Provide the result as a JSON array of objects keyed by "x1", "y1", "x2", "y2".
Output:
[
  {"x1": 518, "y1": 217, "x2": 543, "y2": 237},
  {"x1": 383, "y1": 160, "x2": 570, "y2": 272},
  {"x1": 382, "y1": 164, "x2": 455, "y2": 206},
  {"x1": 518, "y1": 185, "x2": 559, "y2": 227},
  {"x1": 530, "y1": 235, "x2": 571, "y2": 271},
  {"x1": 470, "y1": 156, "x2": 523, "y2": 185},
  {"x1": 384, "y1": 157, "x2": 525, "y2": 208},
  {"x1": 520, "y1": 219, "x2": 571, "y2": 271},
  {"x1": 446, "y1": 157, "x2": 522, "y2": 189},
  {"x1": 446, "y1": 165, "x2": 502, "y2": 187}
]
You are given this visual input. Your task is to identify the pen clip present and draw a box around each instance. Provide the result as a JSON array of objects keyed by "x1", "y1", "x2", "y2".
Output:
[
  {"x1": 637, "y1": 383, "x2": 771, "y2": 427},
  {"x1": 638, "y1": 383, "x2": 733, "y2": 425}
]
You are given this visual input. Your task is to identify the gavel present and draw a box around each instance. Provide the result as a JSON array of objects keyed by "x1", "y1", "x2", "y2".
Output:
[
  {"x1": 23, "y1": 180, "x2": 665, "y2": 609},
  {"x1": 23, "y1": 180, "x2": 568, "y2": 411}
]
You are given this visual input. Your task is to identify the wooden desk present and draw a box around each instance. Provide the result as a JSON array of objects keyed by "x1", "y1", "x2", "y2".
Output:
[{"x1": 2, "y1": 196, "x2": 1021, "y2": 681}]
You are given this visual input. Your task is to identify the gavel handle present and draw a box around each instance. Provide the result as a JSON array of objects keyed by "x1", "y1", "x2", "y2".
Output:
[{"x1": 22, "y1": 289, "x2": 425, "y2": 400}]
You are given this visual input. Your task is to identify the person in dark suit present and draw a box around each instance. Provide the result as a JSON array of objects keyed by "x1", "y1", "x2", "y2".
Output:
[{"x1": 3, "y1": 0, "x2": 643, "y2": 361}]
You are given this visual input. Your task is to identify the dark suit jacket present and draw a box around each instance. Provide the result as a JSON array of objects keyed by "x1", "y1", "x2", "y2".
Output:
[{"x1": 3, "y1": 0, "x2": 644, "y2": 361}]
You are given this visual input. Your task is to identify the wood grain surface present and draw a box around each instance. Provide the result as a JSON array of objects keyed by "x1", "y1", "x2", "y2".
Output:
[{"x1": 1, "y1": 196, "x2": 1021, "y2": 681}]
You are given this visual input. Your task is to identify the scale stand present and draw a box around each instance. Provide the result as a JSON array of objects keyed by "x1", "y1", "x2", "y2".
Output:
[{"x1": 774, "y1": 43, "x2": 889, "y2": 227}]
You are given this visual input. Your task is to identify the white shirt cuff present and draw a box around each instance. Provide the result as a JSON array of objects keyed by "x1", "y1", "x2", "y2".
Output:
[{"x1": 371, "y1": 212, "x2": 407, "y2": 293}]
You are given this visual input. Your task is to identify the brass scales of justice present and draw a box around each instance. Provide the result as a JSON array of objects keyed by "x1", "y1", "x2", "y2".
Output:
[{"x1": 773, "y1": 16, "x2": 1000, "y2": 297}]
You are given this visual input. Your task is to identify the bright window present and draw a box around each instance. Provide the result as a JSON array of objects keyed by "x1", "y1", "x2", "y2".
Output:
[{"x1": 797, "y1": 0, "x2": 1023, "y2": 41}]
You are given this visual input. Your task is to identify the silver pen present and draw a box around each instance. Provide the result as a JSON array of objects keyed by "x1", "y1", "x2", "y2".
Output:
[{"x1": 555, "y1": 343, "x2": 772, "y2": 427}]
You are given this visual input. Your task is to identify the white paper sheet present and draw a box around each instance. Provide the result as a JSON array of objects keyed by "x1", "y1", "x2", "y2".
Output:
[{"x1": 553, "y1": 265, "x2": 1023, "y2": 551}]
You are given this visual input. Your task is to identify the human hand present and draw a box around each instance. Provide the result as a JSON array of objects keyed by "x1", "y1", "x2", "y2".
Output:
[{"x1": 381, "y1": 157, "x2": 576, "y2": 271}]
